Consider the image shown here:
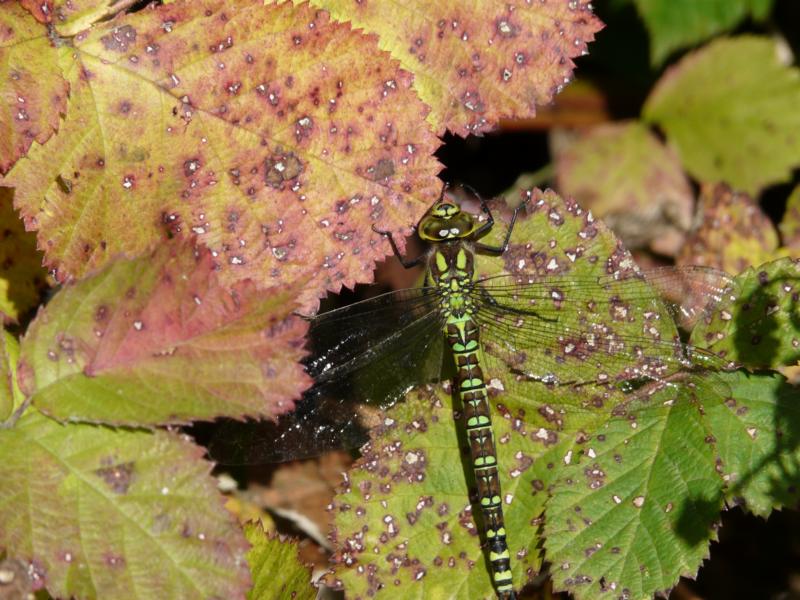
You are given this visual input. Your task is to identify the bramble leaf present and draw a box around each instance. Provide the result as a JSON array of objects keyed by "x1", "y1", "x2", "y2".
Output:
[
  {"x1": 0, "y1": 329, "x2": 22, "y2": 421},
  {"x1": 308, "y1": 0, "x2": 603, "y2": 135},
  {"x1": 48, "y1": 0, "x2": 139, "y2": 37},
  {"x1": 0, "y1": 187, "x2": 48, "y2": 323},
  {"x1": 0, "y1": 410, "x2": 251, "y2": 600},
  {"x1": 545, "y1": 376, "x2": 723, "y2": 600},
  {"x1": 632, "y1": 0, "x2": 774, "y2": 65},
  {"x1": 5, "y1": 0, "x2": 440, "y2": 308},
  {"x1": 554, "y1": 121, "x2": 692, "y2": 255},
  {"x1": 329, "y1": 189, "x2": 798, "y2": 599},
  {"x1": 643, "y1": 36, "x2": 800, "y2": 194},
  {"x1": 18, "y1": 241, "x2": 309, "y2": 426},
  {"x1": 245, "y1": 521, "x2": 315, "y2": 600},
  {"x1": 677, "y1": 183, "x2": 781, "y2": 273},
  {"x1": 0, "y1": 2, "x2": 68, "y2": 174},
  {"x1": 329, "y1": 385, "x2": 555, "y2": 599},
  {"x1": 705, "y1": 371, "x2": 800, "y2": 517},
  {"x1": 692, "y1": 258, "x2": 800, "y2": 370}
]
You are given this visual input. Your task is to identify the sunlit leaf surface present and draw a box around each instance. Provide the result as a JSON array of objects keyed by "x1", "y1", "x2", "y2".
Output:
[
  {"x1": 545, "y1": 375, "x2": 723, "y2": 600},
  {"x1": 18, "y1": 242, "x2": 309, "y2": 425},
  {"x1": 324, "y1": 189, "x2": 800, "y2": 599},
  {"x1": 6, "y1": 0, "x2": 440, "y2": 308},
  {"x1": 307, "y1": 0, "x2": 603, "y2": 135},
  {"x1": 0, "y1": 410, "x2": 251, "y2": 600},
  {"x1": 0, "y1": 2, "x2": 68, "y2": 174},
  {"x1": 693, "y1": 258, "x2": 800, "y2": 370},
  {"x1": 245, "y1": 521, "x2": 315, "y2": 600},
  {"x1": 643, "y1": 36, "x2": 800, "y2": 194},
  {"x1": 50, "y1": 0, "x2": 139, "y2": 36},
  {"x1": 705, "y1": 371, "x2": 800, "y2": 517},
  {"x1": 0, "y1": 329, "x2": 21, "y2": 421}
]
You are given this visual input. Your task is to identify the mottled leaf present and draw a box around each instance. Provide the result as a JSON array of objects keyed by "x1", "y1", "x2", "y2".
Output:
[
  {"x1": 307, "y1": 0, "x2": 603, "y2": 135},
  {"x1": 779, "y1": 184, "x2": 800, "y2": 252},
  {"x1": 5, "y1": 0, "x2": 440, "y2": 307},
  {"x1": 643, "y1": 36, "x2": 800, "y2": 194},
  {"x1": 692, "y1": 258, "x2": 800, "y2": 370},
  {"x1": 18, "y1": 241, "x2": 309, "y2": 426},
  {"x1": 554, "y1": 121, "x2": 692, "y2": 255},
  {"x1": 546, "y1": 375, "x2": 724, "y2": 600},
  {"x1": 0, "y1": 187, "x2": 48, "y2": 323},
  {"x1": 49, "y1": 0, "x2": 140, "y2": 37},
  {"x1": 632, "y1": 0, "x2": 774, "y2": 65},
  {"x1": 677, "y1": 183, "x2": 780, "y2": 273},
  {"x1": 18, "y1": 0, "x2": 54, "y2": 23},
  {"x1": 706, "y1": 371, "x2": 800, "y2": 517},
  {"x1": 0, "y1": 329, "x2": 21, "y2": 421},
  {"x1": 329, "y1": 385, "x2": 557, "y2": 599},
  {"x1": 245, "y1": 521, "x2": 315, "y2": 600},
  {"x1": 328, "y1": 189, "x2": 773, "y2": 598},
  {"x1": 0, "y1": 2, "x2": 68, "y2": 174},
  {"x1": 0, "y1": 410, "x2": 251, "y2": 600}
]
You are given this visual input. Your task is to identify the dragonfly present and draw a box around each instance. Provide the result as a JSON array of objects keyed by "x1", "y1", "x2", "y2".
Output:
[{"x1": 210, "y1": 186, "x2": 736, "y2": 600}]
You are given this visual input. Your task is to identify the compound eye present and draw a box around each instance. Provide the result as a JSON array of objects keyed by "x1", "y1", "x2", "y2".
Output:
[{"x1": 420, "y1": 217, "x2": 450, "y2": 241}]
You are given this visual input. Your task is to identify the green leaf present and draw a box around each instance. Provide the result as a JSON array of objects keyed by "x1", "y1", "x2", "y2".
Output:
[
  {"x1": 245, "y1": 521, "x2": 315, "y2": 600},
  {"x1": 706, "y1": 370, "x2": 800, "y2": 516},
  {"x1": 643, "y1": 36, "x2": 800, "y2": 194},
  {"x1": 306, "y1": 0, "x2": 604, "y2": 135},
  {"x1": 0, "y1": 2, "x2": 68, "y2": 174},
  {"x1": 329, "y1": 385, "x2": 556, "y2": 599},
  {"x1": 0, "y1": 410, "x2": 251, "y2": 600},
  {"x1": 676, "y1": 183, "x2": 781, "y2": 273},
  {"x1": 5, "y1": 0, "x2": 440, "y2": 308},
  {"x1": 329, "y1": 189, "x2": 793, "y2": 599},
  {"x1": 691, "y1": 258, "x2": 800, "y2": 369},
  {"x1": 0, "y1": 330, "x2": 22, "y2": 422},
  {"x1": 554, "y1": 121, "x2": 692, "y2": 255},
  {"x1": 18, "y1": 242, "x2": 310, "y2": 426},
  {"x1": 545, "y1": 376, "x2": 723, "y2": 600},
  {"x1": 632, "y1": 0, "x2": 775, "y2": 65}
]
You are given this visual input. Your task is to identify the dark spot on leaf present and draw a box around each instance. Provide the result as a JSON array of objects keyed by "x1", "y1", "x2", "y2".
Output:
[
  {"x1": 183, "y1": 158, "x2": 201, "y2": 177},
  {"x1": 100, "y1": 25, "x2": 137, "y2": 52},
  {"x1": 55, "y1": 175, "x2": 72, "y2": 194},
  {"x1": 104, "y1": 553, "x2": 125, "y2": 569},
  {"x1": 94, "y1": 461, "x2": 135, "y2": 494},
  {"x1": 369, "y1": 158, "x2": 395, "y2": 181},
  {"x1": 264, "y1": 151, "x2": 304, "y2": 188}
]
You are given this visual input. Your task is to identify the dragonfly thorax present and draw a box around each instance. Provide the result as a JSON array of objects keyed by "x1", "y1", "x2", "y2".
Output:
[{"x1": 427, "y1": 242, "x2": 477, "y2": 319}]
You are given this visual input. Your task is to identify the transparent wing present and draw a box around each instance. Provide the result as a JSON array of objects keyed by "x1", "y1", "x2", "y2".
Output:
[
  {"x1": 209, "y1": 266, "x2": 736, "y2": 463},
  {"x1": 474, "y1": 266, "x2": 735, "y2": 388},
  {"x1": 209, "y1": 287, "x2": 448, "y2": 463}
]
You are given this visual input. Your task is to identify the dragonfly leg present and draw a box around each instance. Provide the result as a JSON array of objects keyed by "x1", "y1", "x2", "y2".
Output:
[
  {"x1": 371, "y1": 224, "x2": 427, "y2": 269},
  {"x1": 474, "y1": 196, "x2": 530, "y2": 254}
]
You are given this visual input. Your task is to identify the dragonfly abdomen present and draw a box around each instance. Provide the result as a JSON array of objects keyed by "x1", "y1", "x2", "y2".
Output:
[{"x1": 446, "y1": 314, "x2": 515, "y2": 599}]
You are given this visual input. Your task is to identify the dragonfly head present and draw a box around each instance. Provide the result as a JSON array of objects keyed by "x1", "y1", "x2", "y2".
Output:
[{"x1": 418, "y1": 201, "x2": 479, "y2": 242}]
